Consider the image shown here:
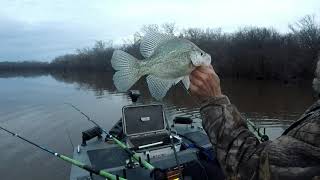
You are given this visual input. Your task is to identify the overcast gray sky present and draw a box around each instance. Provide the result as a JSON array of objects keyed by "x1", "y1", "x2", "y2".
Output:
[{"x1": 0, "y1": 0, "x2": 319, "y2": 61}]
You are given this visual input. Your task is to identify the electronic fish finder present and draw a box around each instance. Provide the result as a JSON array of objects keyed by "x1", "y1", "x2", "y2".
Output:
[{"x1": 122, "y1": 104, "x2": 181, "y2": 158}]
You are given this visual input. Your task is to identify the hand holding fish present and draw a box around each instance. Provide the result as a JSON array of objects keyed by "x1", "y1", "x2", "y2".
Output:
[{"x1": 189, "y1": 65, "x2": 222, "y2": 102}]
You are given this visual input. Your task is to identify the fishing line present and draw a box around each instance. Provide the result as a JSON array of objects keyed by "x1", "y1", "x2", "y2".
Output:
[
  {"x1": 181, "y1": 83, "x2": 201, "y2": 107},
  {"x1": 181, "y1": 81, "x2": 269, "y2": 142},
  {"x1": 66, "y1": 128, "x2": 74, "y2": 150},
  {"x1": 195, "y1": 159, "x2": 209, "y2": 180},
  {"x1": 164, "y1": 112, "x2": 183, "y2": 180},
  {"x1": 0, "y1": 125, "x2": 126, "y2": 180},
  {"x1": 64, "y1": 103, "x2": 156, "y2": 171}
]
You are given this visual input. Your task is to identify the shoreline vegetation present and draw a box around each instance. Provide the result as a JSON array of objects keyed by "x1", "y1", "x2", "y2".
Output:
[{"x1": 0, "y1": 15, "x2": 319, "y2": 82}]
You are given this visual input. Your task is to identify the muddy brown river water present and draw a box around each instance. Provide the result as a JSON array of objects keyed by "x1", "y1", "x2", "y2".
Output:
[{"x1": 0, "y1": 72, "x2": 316, "y2": 180}]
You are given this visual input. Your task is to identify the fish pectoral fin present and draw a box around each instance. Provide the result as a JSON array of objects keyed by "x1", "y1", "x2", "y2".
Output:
[
  {"x1": 140, "y1": 31, "x2": 175, "y2": 58},
  {"x1": 146, "y1": 75, "x2": 177, "y2": 100},
  {"x1": 182, "y1": 76, "x2": 190, "y2": 89}
]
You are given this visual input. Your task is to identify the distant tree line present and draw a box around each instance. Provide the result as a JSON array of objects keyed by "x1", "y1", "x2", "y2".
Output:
[
  {"x1": 50, "y1": 41, "x2": 115, "y2": 71},
  {"x1": 0, "y1": 61, "x2": 50, "y2": 70},
  {"x1": 1, "y1": 15, "x2": 319, "y2": 81}
]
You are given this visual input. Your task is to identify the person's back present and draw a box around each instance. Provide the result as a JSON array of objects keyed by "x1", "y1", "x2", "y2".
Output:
[{"x1": 189, "y1": 65, "x2": 320, "y2": 179}]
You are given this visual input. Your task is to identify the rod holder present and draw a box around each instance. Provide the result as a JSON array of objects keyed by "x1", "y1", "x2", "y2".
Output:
[{"x1": 81, "y1": 126, "x2": 102, "y2": 146}]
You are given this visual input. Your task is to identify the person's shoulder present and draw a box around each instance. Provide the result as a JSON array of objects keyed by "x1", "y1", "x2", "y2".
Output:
[
  {"x1": 282, "y1": 99, "x2": 320, "y2": 147},
  {"x1": 283, "y1": 100, "x2": 320, "y2": 134},
  {"x1": 303, "y1": 99, "x2": 320, "y2": 115}
]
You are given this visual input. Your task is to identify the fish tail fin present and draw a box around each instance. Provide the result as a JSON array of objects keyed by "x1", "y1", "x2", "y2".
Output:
[{"x1": 111, "y1": 50, "x2": 141, "y2": 92}]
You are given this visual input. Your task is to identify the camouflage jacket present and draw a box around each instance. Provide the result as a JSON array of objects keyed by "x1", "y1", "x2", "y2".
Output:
[{"x1": 200, "y1": 96, "x2": 320, "y2": 180}]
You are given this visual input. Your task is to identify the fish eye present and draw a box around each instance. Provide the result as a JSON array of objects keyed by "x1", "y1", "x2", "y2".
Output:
[{"x1": 200, "y1": 52, "x2": 203, "y2": 56}]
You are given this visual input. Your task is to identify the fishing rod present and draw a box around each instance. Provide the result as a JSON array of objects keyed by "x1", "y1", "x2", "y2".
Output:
[
  {"x1": 246, "y1": 119, "x2": 269, "y2": 142},
  {"x1": 0, "y1": 126, "x2": 126, "y2": 180},
  {"x1": 65, "y1": 103, "x2": 155, "y2": 171},
  {"x1": 182, "y1": 85, "x2": 269, "y2": 142}
]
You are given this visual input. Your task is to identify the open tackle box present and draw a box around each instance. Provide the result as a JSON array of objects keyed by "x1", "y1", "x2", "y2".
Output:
[{"x1": 122, "y1": 104, "x2": 181, "y2": 158}]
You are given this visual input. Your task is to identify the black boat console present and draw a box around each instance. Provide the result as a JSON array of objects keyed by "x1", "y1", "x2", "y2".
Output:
[{"x1": 70, "y1": 90, "x2": 225, "y2": 180}]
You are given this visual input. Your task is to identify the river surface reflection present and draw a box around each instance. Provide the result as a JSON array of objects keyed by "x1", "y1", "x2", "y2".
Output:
[{"x1": 0, "y1": 71, "x2": 316, "y2": 180}]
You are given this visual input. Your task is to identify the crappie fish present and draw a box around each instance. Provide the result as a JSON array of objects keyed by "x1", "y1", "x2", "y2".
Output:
[{"x1": 111, "y1": 31, "x2": 211, "y2": 100}]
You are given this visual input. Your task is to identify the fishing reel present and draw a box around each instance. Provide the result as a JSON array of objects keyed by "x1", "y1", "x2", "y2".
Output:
[
  {"x1": 257, "y1": 127, "x2": 269, "y2": 142},
  {"x1": 81, "y1": 126, "x2": 103, "y2": 146},
  {"x1": 128, "y1": 90, "x2": 141, "y2": 103},
  {"x1": 151, "y1": 167, "x2": 182, "y2": 180}
]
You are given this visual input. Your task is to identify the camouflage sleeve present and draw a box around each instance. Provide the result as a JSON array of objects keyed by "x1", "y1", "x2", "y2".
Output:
[
  {"x1": 200, "y1": 96, "x2": 320, "y2": 179},
  {"x1": 200, "y1": 95, "x2": 263, "y2": 179}
]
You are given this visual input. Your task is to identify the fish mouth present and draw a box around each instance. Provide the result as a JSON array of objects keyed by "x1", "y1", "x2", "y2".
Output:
[
  {"x1": 190, "y1": 61, "x2": 204, "y2": 67},
  {"x1": 190, "y1": 60, "x2": 201, "y2": 67},
  {"x1": 190, "y1": 62, "x2": 197, "y2": 68}
]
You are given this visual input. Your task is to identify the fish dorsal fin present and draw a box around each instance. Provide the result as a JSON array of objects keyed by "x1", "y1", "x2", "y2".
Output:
[
  {"x1": 140, "y1": 31, "x2": 175, "y2": 58},
  {"x1": 146, "y1": 75, "x2": 179, "y2": 100}
]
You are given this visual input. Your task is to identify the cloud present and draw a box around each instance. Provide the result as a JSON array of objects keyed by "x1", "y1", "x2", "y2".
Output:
[
  {"x1": 0, "y1": 0, "x2": 319, "y2": 61},
  {"x1": 0, "y1": 16, "x2": 112, "y2": 61}
]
